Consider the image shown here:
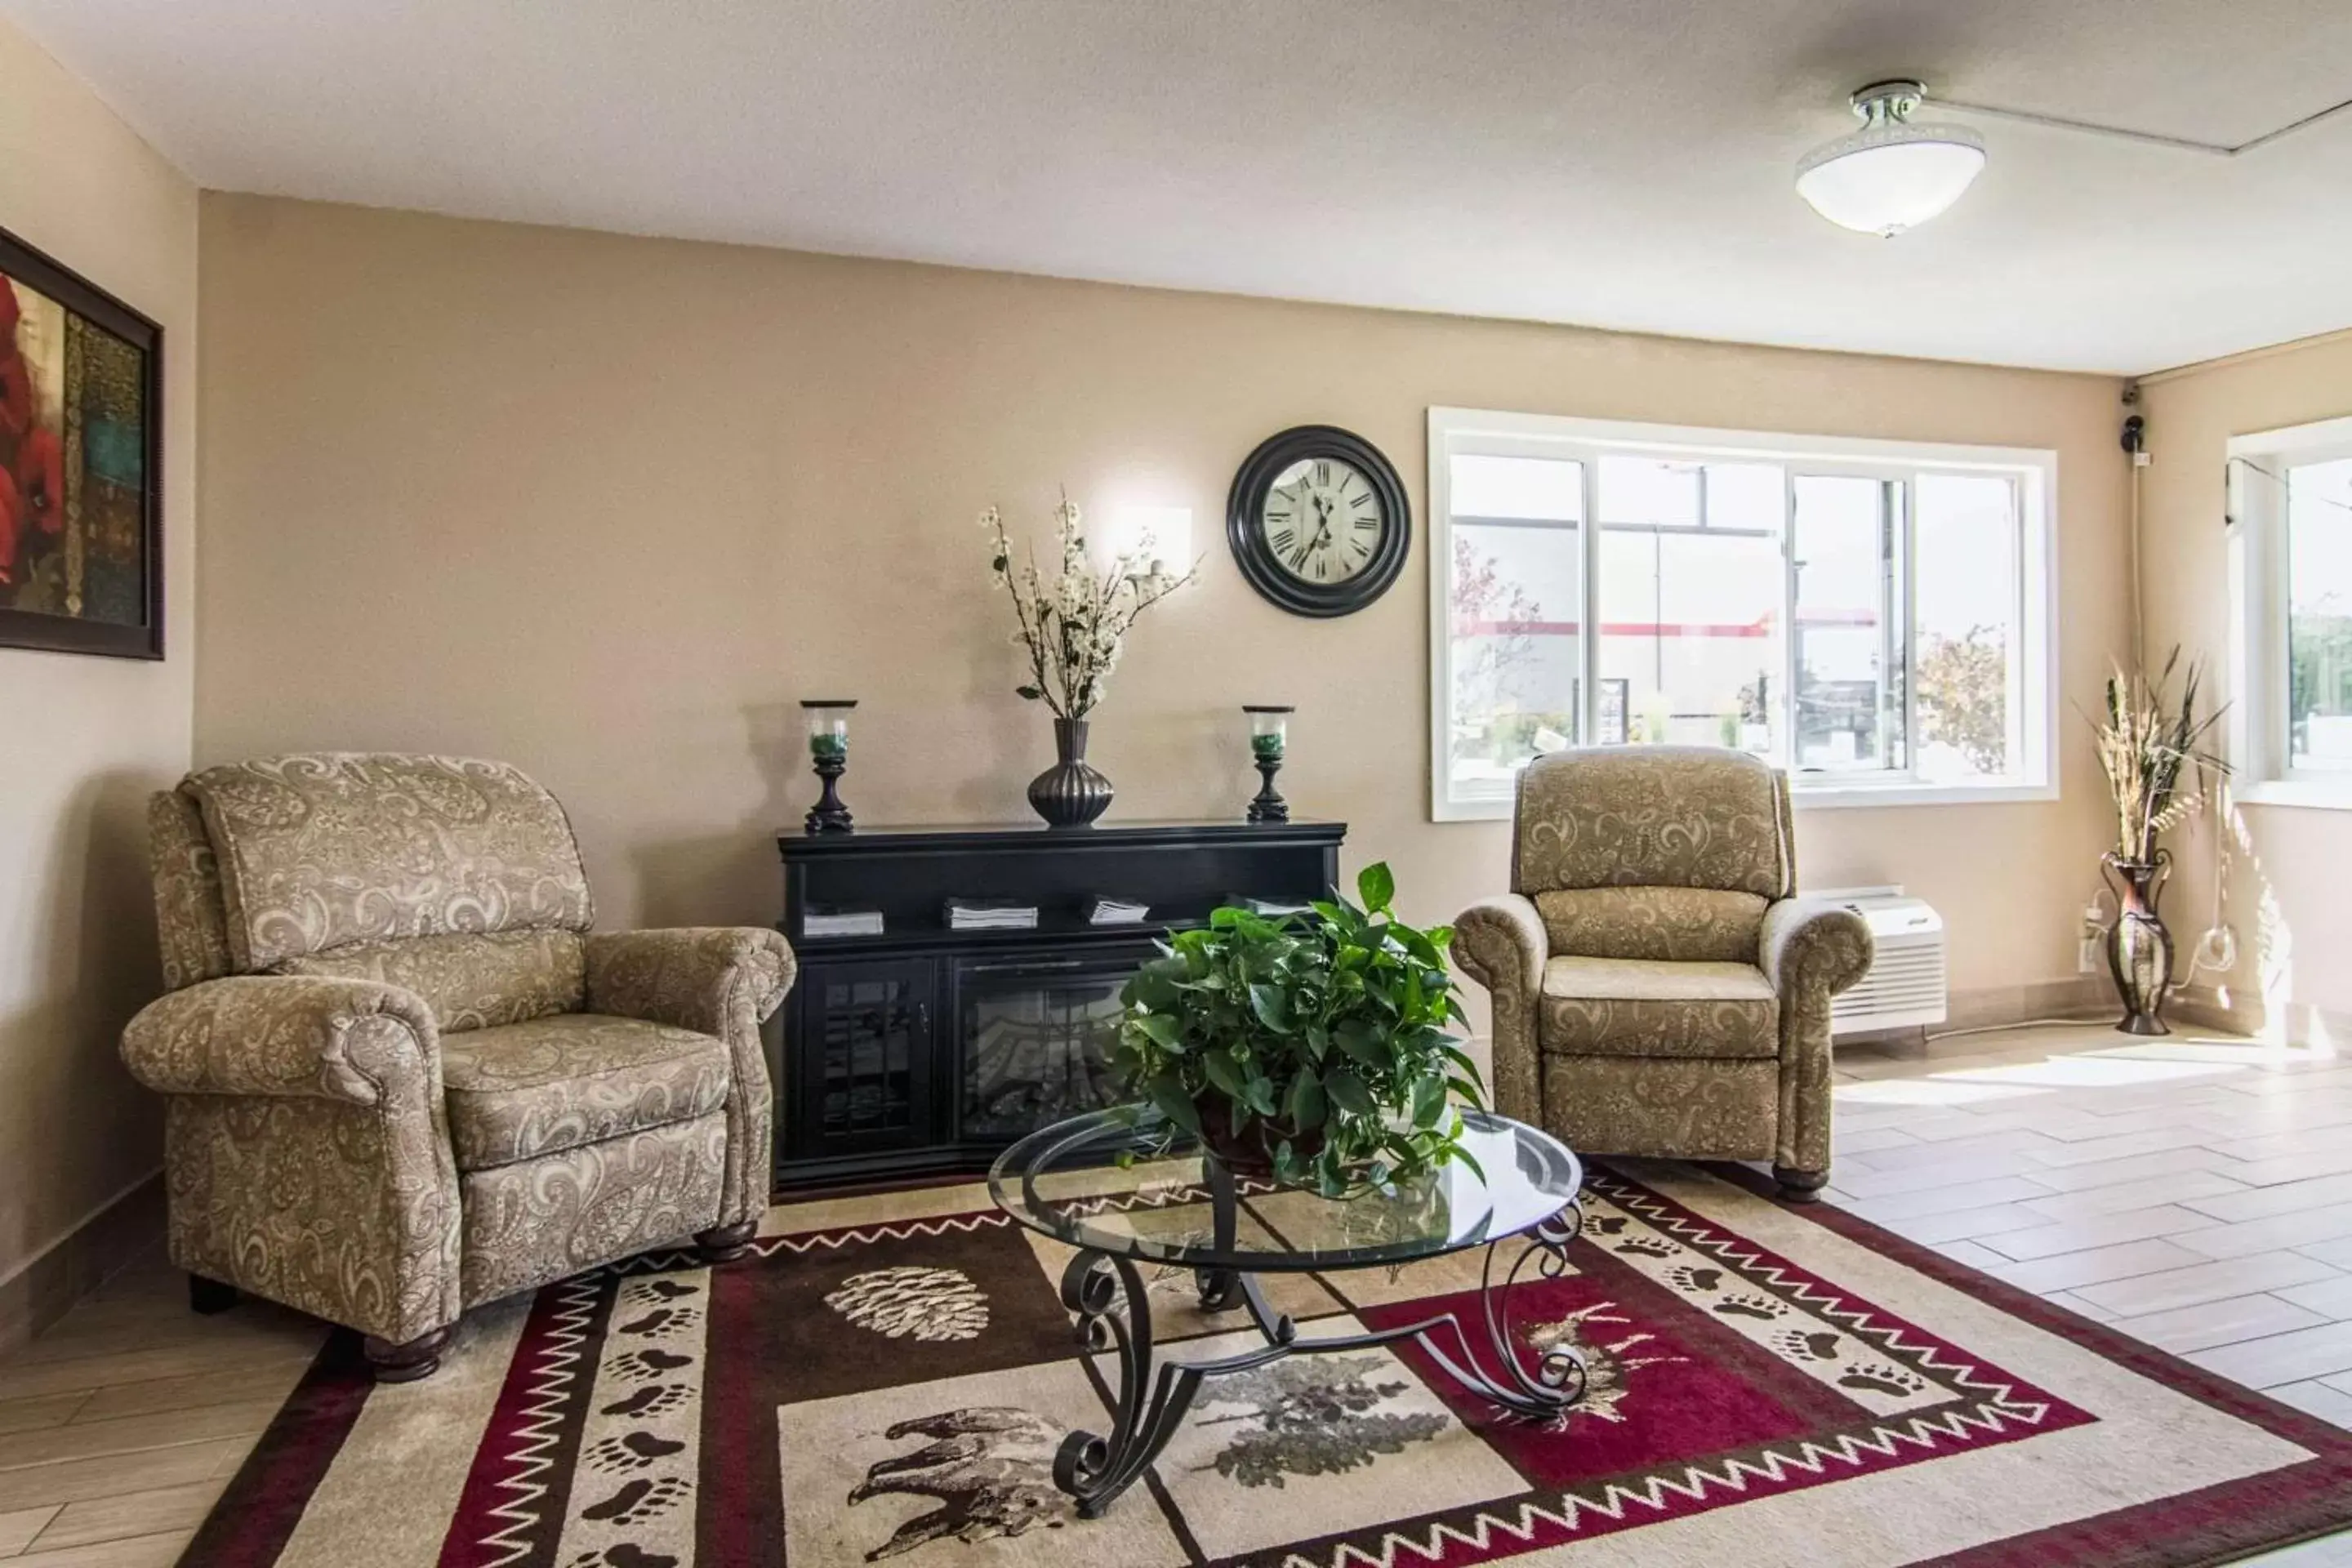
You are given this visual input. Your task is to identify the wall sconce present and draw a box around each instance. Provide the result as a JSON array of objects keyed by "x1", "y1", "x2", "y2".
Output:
[{"x1": 1104, "y1": 506, "x2": 1192, "y2": 578}]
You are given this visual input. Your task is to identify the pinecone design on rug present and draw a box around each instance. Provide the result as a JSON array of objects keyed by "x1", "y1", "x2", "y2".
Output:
[
  {"x1": 824, "y1": 1266, "x2": 991, "y2": 1343},
  {"x1": 849, "y1": 1407, "x2": 1066, "y2": 1560},
  {"x1": 1523, "y1": 1303, "x2": 1682, "y2": 1424},
  {"x1": 1197, "y1": 1355, "x2": 1449, "y2": 1488}
]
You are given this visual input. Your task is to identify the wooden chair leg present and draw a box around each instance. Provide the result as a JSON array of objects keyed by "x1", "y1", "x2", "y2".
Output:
[
  {"x1": 697, "y1": 1220, "x2": 757, "y2": 1266},
  {"x1": 189, "y1": 1274, "x2": 239, "y2": 1315},
  {"x1": 362, "y1": 1325, "x2": 453, "y2": 1383},
  {"x1": 1774, "y1": 1165, "x2": 1829, "y2": 1203}
]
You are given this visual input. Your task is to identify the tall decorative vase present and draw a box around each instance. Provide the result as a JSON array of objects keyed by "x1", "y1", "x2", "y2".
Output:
[
  {"x1": 1028, "y1": 717, "x2": 1113, "y2": 827},
  {"x1": 2100, "y1": 850, "x2": 2176, "y2": 1036}
]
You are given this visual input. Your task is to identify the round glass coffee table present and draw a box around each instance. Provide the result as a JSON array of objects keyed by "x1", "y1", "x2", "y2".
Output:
[{"x1": 988, "y1": 1107, "x2": 1588, "y2": 1517}]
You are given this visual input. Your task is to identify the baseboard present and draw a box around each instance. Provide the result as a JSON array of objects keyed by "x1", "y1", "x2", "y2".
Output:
[
  {"x1": 0, "y1": 1169, "x2": 166, "y2": 1359},
  {"x1": 1836, "y1": 977, "x2": 2110, "y2": 1050},
  {"x1": 2169, "y1": 983, "x2": 2352, "y2": 1048}
]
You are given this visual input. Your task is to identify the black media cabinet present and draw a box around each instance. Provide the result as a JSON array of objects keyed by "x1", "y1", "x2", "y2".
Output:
[{"x1": 772, "y1": 818, "x2": 1345, "y2": 1187}]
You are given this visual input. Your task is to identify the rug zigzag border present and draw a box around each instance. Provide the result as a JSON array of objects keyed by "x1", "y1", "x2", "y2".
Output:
[
  {"x1": 471, "y1": 1276, "x2": 602, "y2": 1566},
  {"x1": 1304, "y1": 1398, "x2": 2055, "y2": 1568}
]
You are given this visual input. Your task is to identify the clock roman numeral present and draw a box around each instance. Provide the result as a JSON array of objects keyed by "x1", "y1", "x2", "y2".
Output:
[
  {"x1": 1313, "y1": 461, "x2": 1331, "y2": 485},
  {"x1": 1351, "y1": 493, "x2": 1374, "y2": 510},
  {"x1": 1270, "y1": 527, "x2": 1295, "y2": 550},
  {"x1": 1352, "y1": 516, "x2": 1377, "y2": 532}
]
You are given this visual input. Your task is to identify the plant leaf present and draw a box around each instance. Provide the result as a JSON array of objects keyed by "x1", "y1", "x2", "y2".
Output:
[
  {"x1": 1287, "y1": 1069, "x2": 1326, "y2": 1129},
  {"x1": 1144, "y1": 1076, "x2": 1200, "y2": 1134},
  {"x1": 1247, "y1": 983, "x2": 1292, "y2": 1032},
  {"x1": 1325, "y1": 1069, "x2": 1375, "y2": 1117},
  {"x1": 1357, "y1": 862, "x2": 1396, "y2": 912}
]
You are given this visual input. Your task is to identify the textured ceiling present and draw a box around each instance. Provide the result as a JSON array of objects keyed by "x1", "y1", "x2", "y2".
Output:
[{"x1": 8, "y1": 0, "x2": 2351, "y2": 372}]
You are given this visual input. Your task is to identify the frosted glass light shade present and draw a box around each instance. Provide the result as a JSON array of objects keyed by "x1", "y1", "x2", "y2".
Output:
[{"x1": 1797, "y1": 83, "x2": 1986, "y2": 237}]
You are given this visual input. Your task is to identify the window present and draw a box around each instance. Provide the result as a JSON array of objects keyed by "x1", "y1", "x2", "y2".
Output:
[
  {"x1": 2225, "y1": 416, "x2": 2352, "y2": 805},
  {"x1": 1428, "y1": 409, "x2": 2056, "y2": 820}
]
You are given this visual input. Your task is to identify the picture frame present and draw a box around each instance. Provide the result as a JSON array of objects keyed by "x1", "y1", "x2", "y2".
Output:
[{"x1": 0, "y1": 222, "x2": 163, "y2": 660}]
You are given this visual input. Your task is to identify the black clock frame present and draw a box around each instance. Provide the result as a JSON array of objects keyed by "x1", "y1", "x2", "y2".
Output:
[{"x1": 1226, "y1": 425, "x2": 1410, "y2": 617}]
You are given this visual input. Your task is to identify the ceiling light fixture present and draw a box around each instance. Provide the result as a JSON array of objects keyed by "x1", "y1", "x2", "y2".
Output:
[{"x1": 1796, "y1": 80, "x2": 1986, "y2": 237}]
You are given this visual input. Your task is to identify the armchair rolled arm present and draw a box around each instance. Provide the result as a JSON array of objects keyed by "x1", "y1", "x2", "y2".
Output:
[
  {"x1": 585, "y1": 926, "x2": 796, "y2": 1231},
  {"x1": 1759, "y1": 898, "x2": 1873, "y2": 1003},
  {"x1": 1450, "y1": 895, "x2": 1549, "y2": 1124},
  {"x1": 1759, "y1": 898, "x2": 1872, "y2": 1183},
  {"x1": 583, "y1": 926, "x2": 796, "y2": 1036},
  {"x1": 122, "y1": 974, "x2": 441, "y2": 1107}
]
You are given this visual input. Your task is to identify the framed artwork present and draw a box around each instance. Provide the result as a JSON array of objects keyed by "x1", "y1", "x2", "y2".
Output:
[{"x1": 0, "y1": 224, "x2": 163, "y2": 659}]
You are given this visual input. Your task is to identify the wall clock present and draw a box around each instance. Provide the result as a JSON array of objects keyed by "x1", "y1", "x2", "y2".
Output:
[{"x1": 1226, "y1": 425, "x2": 1410, "y2": 617}]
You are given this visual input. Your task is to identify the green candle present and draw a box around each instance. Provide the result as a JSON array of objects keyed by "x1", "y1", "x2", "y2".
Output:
[
  {"x1": 1251, "y1": 732, "x2": 1285, "y2": 764},
  {"x1": 810, "y1": 733, "x2": 848, "y2": 761}
]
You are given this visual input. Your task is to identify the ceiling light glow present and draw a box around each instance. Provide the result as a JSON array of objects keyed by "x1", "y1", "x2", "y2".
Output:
[{"x1": 1797, "y1": 80, "x2": 1986, "y2": 237}]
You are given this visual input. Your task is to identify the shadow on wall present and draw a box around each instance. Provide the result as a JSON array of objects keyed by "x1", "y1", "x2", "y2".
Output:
[
  {"x1": 628, "y1": 700, "x2": 811, "y2": 932},
  {"x1": 0, "y1": 768, "x2": 167, "y2": 1279}
]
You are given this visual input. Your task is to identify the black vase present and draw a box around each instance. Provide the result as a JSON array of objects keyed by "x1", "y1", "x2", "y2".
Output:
[
  {"x1": 2100, "y1": 849, "x2": 2175, "y2": 1036},
  {"x1": 1028, "y1": 718, "x2": 1112, "y2": 827}
]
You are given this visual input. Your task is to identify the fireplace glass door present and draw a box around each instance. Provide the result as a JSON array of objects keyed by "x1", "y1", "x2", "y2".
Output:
[{"x1": 953, "y1": 951, "x2": 1145, "y2": 1142}]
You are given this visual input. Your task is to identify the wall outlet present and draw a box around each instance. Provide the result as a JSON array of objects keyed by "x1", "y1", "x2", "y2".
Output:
[{"x1": 2078, "y1": 935, "x2": 2102, "y2": 974}]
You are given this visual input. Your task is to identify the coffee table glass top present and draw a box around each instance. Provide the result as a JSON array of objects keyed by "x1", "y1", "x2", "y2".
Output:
[{"x1": 987, "y1": 1107, "x2": 1582, "y2": 1272}]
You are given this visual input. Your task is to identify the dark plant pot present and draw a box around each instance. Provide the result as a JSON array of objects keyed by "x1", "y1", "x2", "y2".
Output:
[
  {"x1": 1193, "y1": 1095, "x2": 1321, "y2": 1178},
  {"x1": 2100, "y1": 850, "x2": 2176, "y2": 1036},
  {"x1": 1028, "y1": 718, "x2": 1113, "y2": 827}
]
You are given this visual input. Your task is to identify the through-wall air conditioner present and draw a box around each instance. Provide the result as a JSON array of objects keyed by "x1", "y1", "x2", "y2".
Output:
[{"x1": 1807, "y1": 886, "x2": 1949, "y2": 1037}]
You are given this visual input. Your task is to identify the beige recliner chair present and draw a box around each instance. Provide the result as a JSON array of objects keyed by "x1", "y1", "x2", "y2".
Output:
[
  {"x1": 122, "y1": 753, "x2": 794, "y2": 1379},
  {"x1": 1451, "y1": 746, "x2": 1870, "y2": 1198}
]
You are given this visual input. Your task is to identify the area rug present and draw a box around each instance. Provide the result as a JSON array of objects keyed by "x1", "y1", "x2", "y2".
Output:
[{"x1": 181, "y1": 1160, "x2": 2352, "y2": 1568}]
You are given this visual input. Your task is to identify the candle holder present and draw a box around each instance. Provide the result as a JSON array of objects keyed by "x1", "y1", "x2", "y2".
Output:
[
  {"x1": 802, "y1": 700, "x2": 857, "y2": 834},
  {"x1": 1245, "y1": 706, "x2": 1293, "y2": 824}
]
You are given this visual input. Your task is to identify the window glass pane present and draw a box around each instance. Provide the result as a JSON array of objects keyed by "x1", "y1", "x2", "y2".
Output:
[
  {"x1": 2288, "y1": 457, "x2": 2352, "y2": 769},
  {"x1": 1913, "y1": 474, "x2": 2018, "y2": 781},
  {"x1": 1448, "y1": 456, "x2": 1582, "y2": 800},
  {"x1": 1792, "y1": 474, "x2": 1892, "y2": 772},
  {"x1": 1451, "y1": 453, "x2": 1582, "y2": 519},
  {"x1": 1597, "y1": 459, "x2": 1781, "y2": 755}
]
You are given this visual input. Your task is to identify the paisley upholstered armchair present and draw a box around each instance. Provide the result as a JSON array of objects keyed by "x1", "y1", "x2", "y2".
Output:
[
  {"x1": 122, "y1": 754, "x2": 795, "y2": 1380},
  {"x1": 1450, "y1": 747, "x2": 1870, "y2": 1199}
]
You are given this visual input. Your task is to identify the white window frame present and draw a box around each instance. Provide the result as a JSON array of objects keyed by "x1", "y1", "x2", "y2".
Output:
[
  {"x1": 2226, "y1": 412, "x2": 2352, "y2": 811},
  {"x1": 1427, "y1": 408, "x2": 2059, "y2": 822}
]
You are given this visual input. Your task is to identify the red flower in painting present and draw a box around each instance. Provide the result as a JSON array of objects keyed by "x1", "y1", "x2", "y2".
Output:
[
  {"x1": 0, "y1": 465, "x2": 18, "y2": 586},
  {"x1": 0, "y1": 350, "x2": 27, "y2": 444},
  {"x1": 16, "y1": 425, "x2": 60, "y2": 534}
]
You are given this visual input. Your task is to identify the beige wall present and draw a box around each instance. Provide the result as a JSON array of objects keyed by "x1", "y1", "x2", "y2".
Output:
[
  {"x1": 2139, "y1": 333, "x2": 2352, "y2": 1027},
  {"x1": 0, "y1": 21, "x2": 197, "y2": 1287},
  {"x1": 195, "y1": 194, "x2": 2132, "y2": 1026}
]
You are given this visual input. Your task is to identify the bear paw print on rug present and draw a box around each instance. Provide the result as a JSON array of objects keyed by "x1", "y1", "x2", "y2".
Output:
[{"x1": 580, "y1": 1476, "x2": 694, "y2": 1526}]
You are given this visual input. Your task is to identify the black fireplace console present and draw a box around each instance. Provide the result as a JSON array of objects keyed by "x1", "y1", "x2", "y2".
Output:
[{"x1": 772, "y1": 818, "x2": 1346, "y2": 1187}]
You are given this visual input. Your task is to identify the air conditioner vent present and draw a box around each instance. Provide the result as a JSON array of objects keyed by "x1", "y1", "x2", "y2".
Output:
[{"x1": 1808, "y1": 886, "x2": 1949, "y2": 1037}]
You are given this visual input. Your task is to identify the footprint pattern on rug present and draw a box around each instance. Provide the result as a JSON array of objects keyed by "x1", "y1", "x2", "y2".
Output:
[
  {"x1": 581, "y1": 1476, "x2": 694, "y2": 1526},
  {"x1": 600, "y1": 1383, "x2": 692, "y2": 1419},
  {"x1": 565, "y1": 1545, "x2": 679, "y2": 1568},
  {"x1": 1664, "y1": 1265, "x2": 1723, "y2": 1294},
  {"x1": 614, "y1": 1306, "x2": 702, "y2": 1340},
  {"x1": 1713, "y1": 1291, "x2": 1788, "y2": 1321},
  {"x1": 1771, "y1": 1329, "x2": 1845, "y2": 1362},
  {"x1": 586, "y1": 1431, "x2": 690, "y2": 1474},
  {"x1": 604, "y1": 1348, "x2": 694, "y2": 1381},
  {"x1": 1838, "y1": 1362, "x2": 1929, "y2": 1398}
]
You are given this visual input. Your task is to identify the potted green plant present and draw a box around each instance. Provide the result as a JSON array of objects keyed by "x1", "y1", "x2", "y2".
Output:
[{"x1": 1114, "y1": 863, "x2": 1487, "y2": 1197}]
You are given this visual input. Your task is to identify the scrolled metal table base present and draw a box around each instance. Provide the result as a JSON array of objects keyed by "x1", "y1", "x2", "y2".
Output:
[{"x1": 1051, "y1": 1173, "x2": 1588, "y2": 1518}]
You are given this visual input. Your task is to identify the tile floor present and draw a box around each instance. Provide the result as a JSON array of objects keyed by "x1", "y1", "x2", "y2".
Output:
[{"x1": 7, "y1": 1021, "x2": 2352, "y2": 1564}]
